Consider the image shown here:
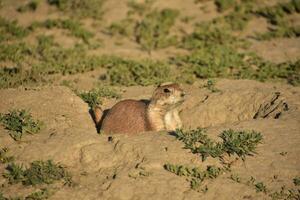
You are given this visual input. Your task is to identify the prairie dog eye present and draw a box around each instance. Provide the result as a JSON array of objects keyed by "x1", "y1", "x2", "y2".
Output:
[{"x1": 164, "y1": 88, "x2": 171, "y2": 93}]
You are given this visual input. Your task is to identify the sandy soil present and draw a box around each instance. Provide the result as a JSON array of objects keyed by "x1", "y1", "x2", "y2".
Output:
[
  {"x1": 0, "y1": 79, "x2": 300, "y2": 200},
  {"x1": 0, "y1": 0, "x2": 300, "y2": 199}
]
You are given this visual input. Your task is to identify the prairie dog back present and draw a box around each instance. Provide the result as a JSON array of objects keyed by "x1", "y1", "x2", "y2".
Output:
[{"x1": 101, "y1": 100, "x2": 150, "y2": 134}]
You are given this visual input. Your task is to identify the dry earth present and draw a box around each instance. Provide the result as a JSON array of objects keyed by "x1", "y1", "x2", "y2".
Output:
[
  {"x1": 0, "y1": 0, "x2": 300, "y2": 199},
  {"x1": 1, "y1": 79, "x2": 300, "y2": 200}
]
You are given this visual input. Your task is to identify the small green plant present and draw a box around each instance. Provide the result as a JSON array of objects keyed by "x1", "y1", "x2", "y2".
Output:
[
  {"x1": 0, "y1": 109, "x2": 43, "y2": 141},
  {"x1": 203, "y1": 79, "x2": 220, "y2": 93},
  {"x1": 255, "y1": 25, "x2": 300, "y2": 40},
  {"x1": 230, "y1": 173, "x2": 241, "y2": 183},
  {"x1": 269, "y1": 186, "x2": 300, "y2": 200},
  {"x1": 25, "y1": 188, "x2": 51, "y2": 200},
  {"x1": 3, "y1": 162, "x2": 25, "y2": 184},
  {"x1": 3, "y1": 160, "x2": 72, "y2": 186},
  {"x1": 135, "y1": 9, "x2": 179, "y2": 52},
  {"x1": 215, "y1": 0, "x2": 236, "y2": 12},
  {"x1": 17, "y1": 0, "x2": 40, "y2": 13},
  {"x1": 0, "y1": 42, "x2": 32, "y2": 63},
  {"x1": 108, "y1": 8, "x2": 179, "y2": 52},
  {"x1": 255, "y1": 182, "x2": 267, "y2": 193},
  {"x1": 107, "y1": 58, "x2": 171, "y2": 86},
  {"x1": 0, "y1": 17, "x2": 29, "y2": 42},
  {"x1": 279, "y1": 151, "x2": 288, "y2": 156},
  {"x1": 0, "y1": 147, "x2": 14, "y2": 164},
  {"x1": 181, "y1": 22, "x2": 244, "y2": 50},
  {"x1": 164, "y1": 164, "x2": 223, "y2": 190},
  {"x1": 78, "y1": 86, "x2": 121, "y2": 108},
  {"x1": 47, "y1": 0, "x2": 105, "y2": 19},
  {"x1": 174, "y1": 129, "x2": 263, "y2": 161},
  {"x1": 220, "y1": 129, "x2": 263, "y2": 160},
  {"x1": 293, "y1": 177, "x2": 300, "y2": 186},
  {"x1": 256, "y1": 0, "x2": 300, "y2": 25},
  {"x1": 127, "y1": 0, "x2": 154, "y2": 16},
  {"x1": 30, "y1": 19, "x2": 94, "y2": 43}
]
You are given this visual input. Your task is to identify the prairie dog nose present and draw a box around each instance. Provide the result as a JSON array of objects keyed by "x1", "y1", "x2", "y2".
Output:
[{"x1": 180, "y1": 92, "x2": 185, "y2": 97}]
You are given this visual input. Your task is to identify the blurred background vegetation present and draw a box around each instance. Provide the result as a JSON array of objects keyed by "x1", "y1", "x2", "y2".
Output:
[{"x1": 0, "y1": 0, "x2": 299, "y2": 90}]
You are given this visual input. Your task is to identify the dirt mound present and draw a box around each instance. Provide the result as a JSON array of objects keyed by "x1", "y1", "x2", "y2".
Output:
[
  {"x1": 181, "y1": 80, "x2": 294, "y2": 128},
  {"x1": 1, "y1": 80, "x2": 300, "y2": 199}
]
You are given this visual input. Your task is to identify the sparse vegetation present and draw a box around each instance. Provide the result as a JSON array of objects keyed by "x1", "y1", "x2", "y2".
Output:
[
  {"x1": 78, "y1": 86, "x2": 121, "y2": 108},
  {"x1": 256, "y1": 0, "x2": 300, "y2": 25},
  {"x1": 134, "y1": 9, "x2": 179, "y2": 52},
  {"x1": 3, "y1": 160, "x2": 72, "y2": 186},
  {"x1": 25, "y1": 188, "x2": 51, "y2": 200},
  {"x1": 269, "y1": 186, "x2": 300, "y2": 200},
  {"x1": 30, "y1": 19, "x2": 94, "y2": 43},
  {"x1": 294, "y1": 177, "x2": 300, "y2": 186},
  {"x1": 0, "y1": 189, "x2": 51, "y2": 200},
  {"x1": 0, "y1": 109, "x2": 43, "y2": 141},
  {"x1": 0, "y1": 17, "x2": 29, "y2": 42},
  {"x1": 107, "y1": 58, "x2": 172, "y2": 86},
  {"x1": 17, "y1": 0, "x2": 40, "y2": 13},
  {"x1": 174, "y1": 128, "x2": 262, "y2": 161},
  {"x1": 47, "y1": 0, "x2": 105, "y2": 19},
  {"x1": 108, "y1": 3, "x2": 179, "y2": 52},
  {"x1": 230, "y1": 173, "x2": 241, "y2": 183},
  {"x1": 164, "y1": 164, "x2": 223, "y2": 190},
  {"x1": 215, "y1": 0, "x2": 236, "y2": 12},
  {"x1": 0, "y1": 148, "x2": 14, "y2": 164},
  {"x1": 255, "y1": 26, "x2": 300, "y2": 40},
  {"x1": 255, "y1": 182, "x2": 267, "y2": 193},
  {"x1": 203, "y1": 79, "x2": 220, "y2": 93}
]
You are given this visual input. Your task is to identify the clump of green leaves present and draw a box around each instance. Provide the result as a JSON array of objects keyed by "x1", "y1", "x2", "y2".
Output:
[
  {"x1": 220, "y1": 129, "x2": 263, "y2": 160},
  {"x1": 255, "y1": 25, "x2": 300, "y2": 40},
  {"x1": 174, "y1": 128, "x2": 224, "y2": 161},
  {"x1": 47, "y1": 0, "x2": 105, "y2": 19},
  {"x1": 181, "y1": 23, "x2": 244, "y2": 50},
  {"x1": 254, "y1": 0, "x2": 300, "y2": 40},
  {"x1": 30, "y1": 19, "x2": 94, "y2": 43},
  {"x1": 3, "y1": 160, "x2": 72, "y2": 186},
  {"x1": 78, "y1": 86, "x2": 121, "y2": 108},
  {"x1": 32, "y1": 35, "x2": 103, "y2": 75},
  {"x1": 164, "y1": 164, "x2": 222, "y2": 189},
  {"x1": 0, "y1": 147, "x2": 14, "y2": 164},
  {"x1": 127, "y1": 0, "x2": 154, "y2": 16},
  {"x1": 256, "y1": 0, "x2": 300, "y2": 25},
  {"x1": 0, "y1": 66, "x2": 47, "y2": 89},
  {"x1": 294, "y1": 177, "x2": 300, "y2": 186},
  {"x1": 108, "y1": 7, "x2": 179, "y2": 52},
  {"x1": 135, "y1": 9, "x2": 179, "y2": 52},
  {"x1": 215, "y1": 0, "x2": 236, "y2": 12},
  {"x1": 174, "y1": 128, "x2": 263, "y2": 161},
  {"x1": 17, "y1": 0, "x2": 40, "y2": 13},
  {"x1": 269, "y1": 186, "x2": 300, "y2": 200},
  {"x1": 0, "y1": 17, "x2": 29, "y2": 42},
  {"x1": 24, "y1": 188, "x2": 51, "y2": 200},
  {"x1": 254, "y1": 182, "x2": 267, "y2": 193},
  {"x1": 0, "y1": 109, "x2": 43, "y2": 141},
  {"x1": 107, "y1": 58, "x2": 171, "y2": 86},
  {"x1": 230, "y1": 173, "x2": 241, "y2": 183},
  {"x1": 203, "y1": 79, "x2": 221, "y2": 93},
  {"x1": 0, "y1": 42, "x2": 32, "y2": 63},
  {"x1": 173, "y1": 45, "x2": 248, "y2": 79},
  {"x1": 174, "y1": 47, "x2": 300, "y2": 85}
]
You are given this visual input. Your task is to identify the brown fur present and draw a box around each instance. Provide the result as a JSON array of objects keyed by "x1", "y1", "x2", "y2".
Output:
[
  {"x1": 101, "y1": 100, "x2": 151, "y2": 134},
  {"x1": 94, "y1": 83, "x2": 185, "y2": 134}
]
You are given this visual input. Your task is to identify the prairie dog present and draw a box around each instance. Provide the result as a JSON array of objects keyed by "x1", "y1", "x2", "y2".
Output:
[{"x1": 93, "y1": 83, "x2": 185, "y2": 134}]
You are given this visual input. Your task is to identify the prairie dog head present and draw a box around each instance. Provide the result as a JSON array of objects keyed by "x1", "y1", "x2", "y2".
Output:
[{"x1": 150, "y1": 83, "x2": 185, "y2": 109}]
